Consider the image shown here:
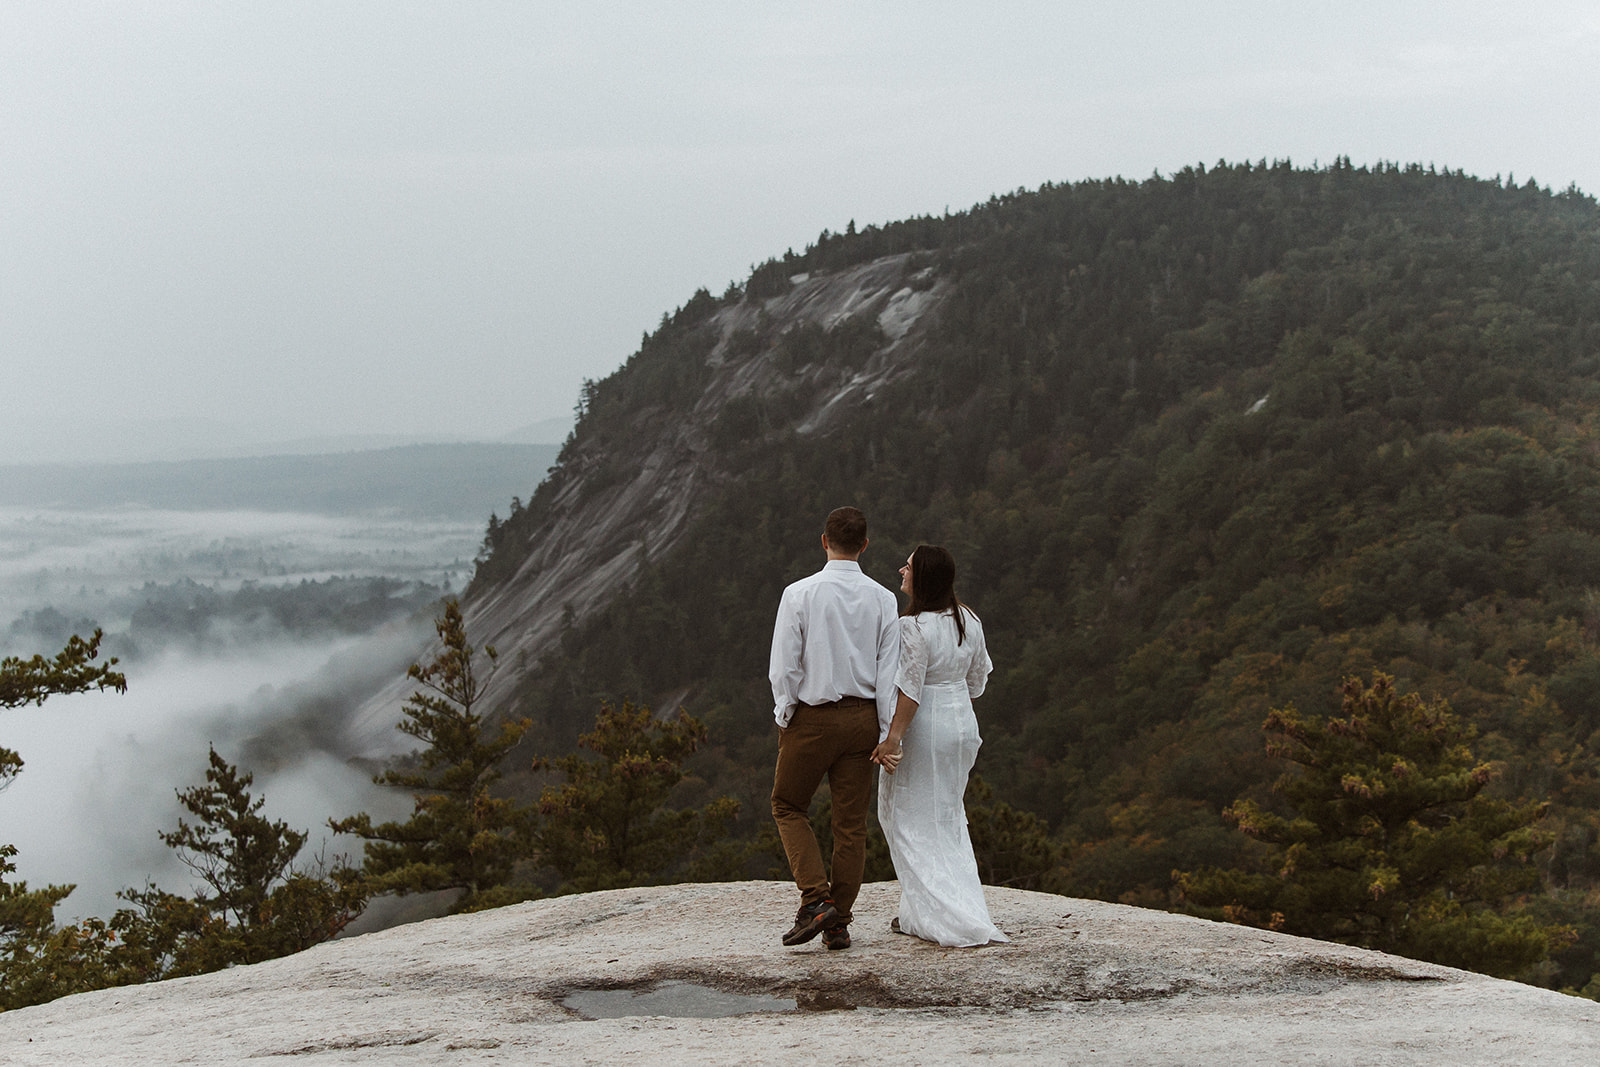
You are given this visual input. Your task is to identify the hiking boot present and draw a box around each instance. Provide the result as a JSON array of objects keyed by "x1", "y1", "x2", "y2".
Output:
[
  {"x1": 822, "y1": 924, "x2": 851, "y2": 950},
  {"x1": 782, "y1": 899, "x2": 839, "y2": 946}
]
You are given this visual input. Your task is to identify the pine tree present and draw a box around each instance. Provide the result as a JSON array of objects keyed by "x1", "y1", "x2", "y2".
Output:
[
  {"x1": 0, "y1": 629, "x2": 125, "y2": 713},
  {"x1": 533, "y1": 702, "x2": 739, "y2": 893},
  {"x1": 0, "y1": 853, "x2": 118, "y2": 1011},
  {"x1": 331, "y1": 600, "x2": 532, "y2": 911},
  {"x1": 163, "y1": 748, "x2": 308, "y2": 928},
  {"x1": 1177, "y1": 674, "x2": 1570, "y2": 978},
  {"x1": 965, "y1": 775, "x2": 1065, "y2": 892},
  {"x1": 0, "y1": 632, "x2": 126, "y2": 1011},
  {"x1": 110, "y1": 746, "x2": 366, "y2": 981},
  {"x1": 1, "y1": 629, "x2": 125, "y2": 790}
]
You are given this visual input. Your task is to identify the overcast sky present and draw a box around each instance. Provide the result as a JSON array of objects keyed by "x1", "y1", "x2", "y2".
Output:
[{"x1": 3, "y1": 2, "x2": 1597, "y2": 463}]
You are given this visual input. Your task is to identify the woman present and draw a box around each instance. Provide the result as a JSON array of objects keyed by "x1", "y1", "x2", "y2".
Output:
[{"x1": 871, "y1": 544, "x2": 1007, "y2": 947}]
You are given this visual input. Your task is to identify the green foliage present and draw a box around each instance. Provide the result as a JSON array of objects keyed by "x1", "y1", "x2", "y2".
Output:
[
  {"x1": 1521, "y1": 888, "x2": 1600, "y2": 999},
  {"x1": 965, "y1": 775, "x2": 1066, "y2": 893},
  {"x1": 160, "y1": 747, "x2": 311, "y2": 927},
  {"x1": 103, "y1": 888, "x2": 227, "y2": 984},
  {"x1": 0, "y1": 628, "x2": 124, "y2": 713},
  {"x1": 469, "y1": 161, "x2": 1600, "y2": 987},
  {"x1": 0, "y1": 633, "x2": 126, "y2": 1010},
  {"x1": 532, "y1": 702, "x2": 740, "y2": 893},
  {"x1": 110, "y1": 746, "x2": 366, "y2": 981},
  {"x1": 331, "y1": 600, "x2": 532, "y2": 911},
  {"x1": 0, "y1": 845, "x2": 119, "y2": 1011},
  {"x1": 112, "y1": 873, "x2": 366, "y2": 984},
  {"x1": 1, "y1": 744, "x2": 361, "y2": 1010},
  {"x1": 1178, "y1": 675, "x2": 1569, "y2": 977}
]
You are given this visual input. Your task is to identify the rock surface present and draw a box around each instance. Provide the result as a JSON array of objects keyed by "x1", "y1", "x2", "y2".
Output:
[
  {"x1": 346, "y1": 254, "x2": 949, "y2": 749},
  {"x1": 2, "y1": 881, "x2": 1596, "y2": 1065}
]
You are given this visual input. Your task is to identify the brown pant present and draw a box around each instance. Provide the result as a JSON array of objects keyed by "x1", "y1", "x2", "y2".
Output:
[{"x1": 771, "y1": 699, "x2": 878, "y2": 923}]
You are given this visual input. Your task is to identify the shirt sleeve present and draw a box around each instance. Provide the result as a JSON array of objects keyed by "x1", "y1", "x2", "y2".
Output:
[
  {"x1": 874, "y1": 598, "x2": 900, "y2": 742},
  {"x1": 769, "y1": 586, "x2": 805, "y2": 728},
  {"x1": 965, "y1": 609, "x2": 993, "y2": 699},
  {"x1": 895, "y1": 616, "x2": 929, "y2": 707}
]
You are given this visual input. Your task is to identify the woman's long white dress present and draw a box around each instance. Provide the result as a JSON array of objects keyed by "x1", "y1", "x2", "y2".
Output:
[{"x1": 878, "y1": 607, "x2": 1008, "y2": 947}]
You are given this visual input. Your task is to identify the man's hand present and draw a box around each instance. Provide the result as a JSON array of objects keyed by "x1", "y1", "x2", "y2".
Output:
[{"x1": 871, "y1": 738, "x2": 903, "y2": 774}]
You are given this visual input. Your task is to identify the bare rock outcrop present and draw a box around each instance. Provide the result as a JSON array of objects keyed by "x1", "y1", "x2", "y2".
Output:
[
  {"x1": 345, "y1": 255, "x2": 947, "y2": 751},
  {"x1": 3, "y1": 881, "x2": 1595, "y2": 1064}
]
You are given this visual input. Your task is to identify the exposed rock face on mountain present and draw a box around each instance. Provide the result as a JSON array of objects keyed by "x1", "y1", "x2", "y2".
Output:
[
  {"x1": 3, "y1": 882, "x2": 1595, "y2": 1065},
  {"x1": 347, "y1": 253, "x2": 946, "y2": 746},
  {"x1": 333, "y1": 166, "x2": 1600, "y2": 996}
]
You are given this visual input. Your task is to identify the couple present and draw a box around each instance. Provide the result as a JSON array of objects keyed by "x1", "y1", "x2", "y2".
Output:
[{"x1": 768, "y1": 506, "x2": 1007, "y2": 950}]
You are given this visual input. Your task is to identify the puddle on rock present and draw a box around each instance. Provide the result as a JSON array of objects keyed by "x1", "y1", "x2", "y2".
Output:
[{"x1": 563, "y1": 981, "x2": 798, "y2": 1020}]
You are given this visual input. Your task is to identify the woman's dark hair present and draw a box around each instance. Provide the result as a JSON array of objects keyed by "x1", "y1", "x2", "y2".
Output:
[{"x1": 904, "y1": 544, "x2": 967, "y2": 644}]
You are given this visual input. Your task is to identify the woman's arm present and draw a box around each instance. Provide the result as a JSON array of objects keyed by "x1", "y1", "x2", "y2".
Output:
[
  {"x1": 965, "y1": 609, "x2": 993, "y2": 699},
  {"x1": 870, "y1": 688, "x2": 920, "y2": 773},
  {"x1": 874, "y1": 617, "x2": 927, "y2": 772}
]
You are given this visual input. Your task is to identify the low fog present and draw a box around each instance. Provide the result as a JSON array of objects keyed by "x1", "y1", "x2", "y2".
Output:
[
  {"x1": 0, "y1": 632, "x2": 420, "y2": 922},
  {"x1": 0, "y1": 506, "x2": 484, "y2": 629},
  {"x1": 0, "y1": 473, "x2": 512, "y2": 922}
]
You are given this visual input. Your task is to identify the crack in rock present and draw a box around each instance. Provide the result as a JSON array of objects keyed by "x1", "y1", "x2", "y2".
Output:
[
  {"x1": 251, "y1": 1029, "x2": 440, "y2": 1056},
  {"x1": 1287, "y1": 958, "x2": 1446, "y2": 984}
]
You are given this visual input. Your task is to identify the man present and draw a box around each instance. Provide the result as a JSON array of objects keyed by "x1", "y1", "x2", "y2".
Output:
[{"x1": 769, "y1": 506, "x2": 900, "y2": 950}]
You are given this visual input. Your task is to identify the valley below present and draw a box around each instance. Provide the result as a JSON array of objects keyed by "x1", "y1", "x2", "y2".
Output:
[
  {"x1": 0, "y1": 443, "x2": 555, "y2": 920},
  {"x1": 6, "y1": 162, "x2": 1600, "y2": 1014}
]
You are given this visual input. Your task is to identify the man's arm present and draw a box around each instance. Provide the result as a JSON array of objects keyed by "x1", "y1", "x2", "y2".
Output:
[
  {"x1": 769, "y1": 586, "x2": 805, "y2": 728},
  {"x1": 872, "y1": 597, "x2": 900, "y2": 741}
]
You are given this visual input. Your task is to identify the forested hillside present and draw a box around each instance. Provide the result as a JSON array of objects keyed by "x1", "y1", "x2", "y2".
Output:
[{"x1": 471, "y1": 160, "x2": 1600, "y2": 991}]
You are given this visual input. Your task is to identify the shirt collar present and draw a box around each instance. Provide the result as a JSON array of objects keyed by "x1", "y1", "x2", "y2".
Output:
[{"x1": 823, "y1": 559, "x2": 863, "y2": 573}]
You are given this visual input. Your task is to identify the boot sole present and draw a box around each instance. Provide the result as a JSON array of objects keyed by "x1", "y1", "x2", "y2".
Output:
[{"x1": 781, "y1": 904, "x2": 839, "y2": 946}]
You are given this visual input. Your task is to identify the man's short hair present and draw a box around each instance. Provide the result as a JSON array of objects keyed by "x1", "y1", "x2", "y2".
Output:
[{"x1": 824, "y1": 506, "x2": 867, "y2": 554}]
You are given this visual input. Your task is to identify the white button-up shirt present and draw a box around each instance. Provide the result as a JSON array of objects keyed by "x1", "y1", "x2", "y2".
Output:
[{"x1": 769, "y1": 559, "x2": 901, "y2": 740}]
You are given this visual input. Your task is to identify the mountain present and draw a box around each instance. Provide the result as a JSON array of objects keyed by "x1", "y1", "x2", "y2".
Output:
[
  {"x1": 344, "y1": 252, "x2": 948, "y2": 742},
  {"x1": 0, "y1": 443, "x2": 559, "y2": 518},
  {"x1": 473, "y1": 254, "x2": 944, "y2": 703},
  {"x1": 353, "y1": 160, "x2": 1600, "y2": 993},
  {"x1": 0, "y1": 412, "x2": 530, "y2": 466},
  {"x1": 5, "y1": 882, "x2": 1595, "y2": 1064},
  {"x1": 500, "y1": 415, "x2": 575, "y2": 446}
]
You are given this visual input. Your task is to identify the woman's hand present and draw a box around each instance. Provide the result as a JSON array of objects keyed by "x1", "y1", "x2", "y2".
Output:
[{"x1": 872, "y1": 690, "x2": 918, "y2": 774}]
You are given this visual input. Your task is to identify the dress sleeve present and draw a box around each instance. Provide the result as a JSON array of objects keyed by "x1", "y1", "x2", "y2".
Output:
[
  {"x1": 964, "y1": 609, "x2": 994, "y2": 699},
  {"x1": 874, "y1": 594, "x2": 900, "y2": 742},
  {"x1": 895, "y1": 616, "x2": 928, "y2": 705}
]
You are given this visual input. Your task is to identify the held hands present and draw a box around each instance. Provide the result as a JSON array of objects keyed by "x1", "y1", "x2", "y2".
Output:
[
  {"x1": 871, "y1": 737, "x2": 904, "y2": 774},
  {"x1": 874, "y1": 691, "x2": 918, "y2": 774}
]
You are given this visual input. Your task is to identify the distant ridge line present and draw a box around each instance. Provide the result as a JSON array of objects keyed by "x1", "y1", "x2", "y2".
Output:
[{"x1": 0, "y1": 442, "x2": 561, "y2": 520}]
